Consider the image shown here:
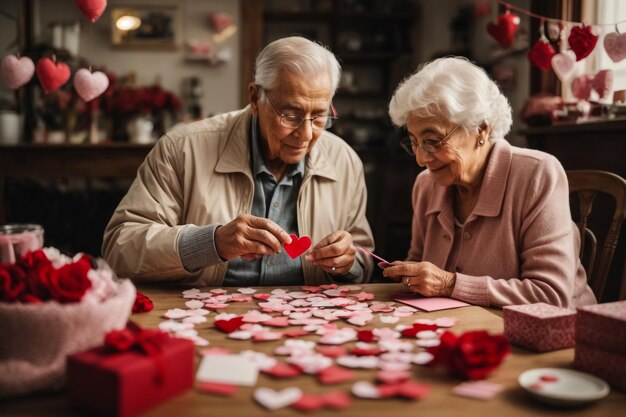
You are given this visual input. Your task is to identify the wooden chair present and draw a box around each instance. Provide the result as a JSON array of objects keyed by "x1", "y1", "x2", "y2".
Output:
[{"x1": 566, "y1": 170, "x2": 626, "y2": 301}]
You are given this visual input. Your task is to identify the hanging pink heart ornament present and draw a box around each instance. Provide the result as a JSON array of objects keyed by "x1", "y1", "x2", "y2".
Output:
[
  {"x1": 604, "y1": 31, "x2": 626, "y2": 63},
  {"x1": 36, "y1": 57, "x2": 71, "y2": 93},
  {"x1": 75, "y1": 0, "x2": 107, "y2": 23},
  {"x1": 0, "y1": 55, "x2": 35, "y2": 89},
  {"x1": 551, "y1": 50, "x2": 576, "y2": 81},
  {"x1": 73, "y1": 68, "x2": 109, "y2": 101},
  {"x1": 568, "y1": 24, "x2": 598, "y2": 61}
]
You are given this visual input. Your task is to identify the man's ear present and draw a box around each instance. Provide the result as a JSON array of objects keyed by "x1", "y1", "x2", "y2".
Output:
[{"x1": 249, "y1": 83, "x2": 260, "y2": 116}]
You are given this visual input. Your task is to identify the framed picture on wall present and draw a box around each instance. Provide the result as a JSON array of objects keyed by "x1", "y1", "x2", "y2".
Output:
[{"x1": 111, "y1": 5, "x2": 179, "y2": 49}]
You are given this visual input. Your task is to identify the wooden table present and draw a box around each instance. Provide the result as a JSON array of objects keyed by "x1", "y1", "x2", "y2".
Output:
[{"x1": 1, "y1": 283, "x2": 624, "y2": 417}]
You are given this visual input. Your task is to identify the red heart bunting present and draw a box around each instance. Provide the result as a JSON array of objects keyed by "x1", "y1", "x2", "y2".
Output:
[
  {"x1": 568, "y1": 25, "x2": 598, "y2": 61},
  {"x1": 486, "y1": 11, "x2": 520, "y2": 48},
  {"x1": 36, "y1": 58, "x2": 71, "y2": 93},
  {"x1": 528, "y1": 38, "x2": 556, "y2": 71},
  {"x1": 604, "y1": 32, "x2": 626, "y2": 63}
]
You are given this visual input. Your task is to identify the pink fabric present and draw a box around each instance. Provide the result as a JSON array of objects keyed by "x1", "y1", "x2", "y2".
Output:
[
  {"x1": 0, "y1": 280, "x2": 136, "y2": 397},
  {"x1": 407, "y1": 140, "x2": 596, "y2": 308}
]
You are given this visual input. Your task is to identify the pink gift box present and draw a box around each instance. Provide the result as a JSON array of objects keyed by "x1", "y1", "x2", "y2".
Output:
[
  {"x1": 503, "y1": 303, "x2": 576, "y2": 352},
  {"x1": 575, "y1": 341, "x2": 626, "y2": 392},
  {"x1": 576, "y1": 300, "x2": 626, "y2": 355}
]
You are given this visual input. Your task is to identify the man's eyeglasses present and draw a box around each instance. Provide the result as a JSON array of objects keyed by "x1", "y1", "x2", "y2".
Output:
[
  {"x1": 262, "y1": 88, "x2": 338, "y2": 130},
  {"x1": 400, "y1": 125, "x2": 461, "y2": 155}
]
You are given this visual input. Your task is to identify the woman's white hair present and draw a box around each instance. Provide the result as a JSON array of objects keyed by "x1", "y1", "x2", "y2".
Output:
[
  {"x1": 389, "y1": 57, "x2": 512, "y2": 141},
  {"x1": 254, "y1": 36, "x2": 341, "y2": 96}
]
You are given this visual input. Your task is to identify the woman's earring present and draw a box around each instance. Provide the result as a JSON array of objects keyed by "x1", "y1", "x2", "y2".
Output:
[{"x1": 479, "y1": 139, "x2": 485, "y2": 146}]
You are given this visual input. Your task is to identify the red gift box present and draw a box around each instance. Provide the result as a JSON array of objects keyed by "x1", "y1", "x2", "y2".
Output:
[
  {"x1": 576, "y1": 300, "x2": 626, "y2": 355},
  {"x1": 67, "y1": 331, "x2": 195, "y2": 417},
  {"x1": 575, "y1": 340, "x2": 626, "y2": 392},
  {"x1": 503, "y1": 303, "x2": 576, "y2": 352}
]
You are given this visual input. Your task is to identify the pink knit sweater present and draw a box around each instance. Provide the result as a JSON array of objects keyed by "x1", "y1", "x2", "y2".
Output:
[{"x1": 407, "y1": 140, "x2": 596, "y2": 308}]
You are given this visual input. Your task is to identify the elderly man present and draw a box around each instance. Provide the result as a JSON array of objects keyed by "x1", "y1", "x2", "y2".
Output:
[{"x1": 102, "y1": 36, "x2": 374, "y2": 286}]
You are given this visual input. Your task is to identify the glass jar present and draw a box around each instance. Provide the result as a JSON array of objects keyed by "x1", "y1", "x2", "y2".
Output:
[{"x1": 0, "y1": 224, "x2": 44, "y2": 263}]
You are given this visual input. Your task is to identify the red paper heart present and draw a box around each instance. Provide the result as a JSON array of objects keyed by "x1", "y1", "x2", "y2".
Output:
[
  {"x1": 36, "y1": 58, "x2": 70, "y2": 93},
  {"x1": 291, "y1": 393, "x2": 325, "y2": 412},
  {"x1": 75, "y1": 0, "x2": 107, "y2": 23},
  {"x1": 197, "y1": 382, "x2": 238, "y2": 396},
  {"x1": 283, "y1": 234, "x2": 311, "y2": 259},
  {"x1": 214, "y1": 316, "x2": 244, "y2": 333},
  {"x1": 317, "y1": 366, "x2": 354, "y2": 385},
  {"x1": 486, "y1": 11, "x2": 520, "y2": 48},
  {"x1": 568, "y1": 25, "x2": 598, "y2": 61},
  {"x1": 528, "y1": 38, "x2": 556, "y2": 71},
  {"x1": 604, "y1": 32, "x2": 626, "y2": 63},
  {"x1": 263, "y1": 363, "x2": 302, "y2": 378},
  {"x1": 321, "y1": 391, "x2": 352, "y2": 410}
]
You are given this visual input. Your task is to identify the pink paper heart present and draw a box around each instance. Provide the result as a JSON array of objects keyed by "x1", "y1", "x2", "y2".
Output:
[
  {"x1": 73, "y1": 68, "x2": 109, "y2": 101},
  {"x1": 254, "y1": 387, "x2": 303, "y2": 410},
  {"x1": 283, "y1": 234, "x2": 311, "y2": 259},
  {"x1": 75, "y1": 0, "x2": 107, "y2": 23},
  {"x1": 36, "y1": 58, "x2": 71, "y2": 93},
  {"x1": 572, "y1": 75, "x2": 592, "y2": 100},
  {"x1": 551, "y1": 51, "x2": 576, "y2": 80},
  {"x1": 1, "y1": 55, "x2": 35, "y2": 89},
  {"x1": 591, "y1": 69, "x2": 613, "y2": 98},
  {"x1": 604, "y1": 32, "x2": 626, "y2": 62}
]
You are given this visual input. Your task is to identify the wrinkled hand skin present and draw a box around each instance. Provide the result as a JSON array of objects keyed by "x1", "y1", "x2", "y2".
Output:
[
  {"x1": 383, "y1": 261, "x2": 456, "y2": 296},
  {"x1": 306, "y1": 231, "x2": 356, "y2": 275},
  {"x1": 214, "y1": 214, "x2": 291, "y2": 261}
]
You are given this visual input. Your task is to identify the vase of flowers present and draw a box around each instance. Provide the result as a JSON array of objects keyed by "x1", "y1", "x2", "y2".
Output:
[{"x1": 0, "y1": 247, "x2": 136, "y2": 397}]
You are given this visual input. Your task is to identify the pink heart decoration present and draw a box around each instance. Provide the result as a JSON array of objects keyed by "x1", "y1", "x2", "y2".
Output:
[
  {"x1": 73, "y1": 68, "x2": 109, "y2": 101},
  {"x1": 604, "y1": 32, "x2": 626, "y2": 63},
  {"x1": 254, "y1": 387, "x2": 303, "y2": 410},
  {"x1": 36, "y1": 58, "x2": 71, "y2": 93},
  {"x1": 75, "y1": 0, "x2": 107, "y2": 23},
  {"x1": 551, "y1": 50, "x2": 576, "y2": 81},
  {"x1": 591, "y1": 69, "x2": 613, "y2": 99},
  {"x1": 528, "y1": 38, "x2": 556, "y2": 71},
  {"x1": 1, "y1": 55, "x2": 35, "y2": 89},
  {"x1": 568, "y1": 24, "x2": 598, "y2": 61},
  {"x1": 486, "y1": 11, "x2": 520, "y2": 48},
  {"x1": 571, "y1": 75, "x2": 592, "y2": 100},
  {"x1": 283, "y1": 234, "x2": 311, "y2": 259}
]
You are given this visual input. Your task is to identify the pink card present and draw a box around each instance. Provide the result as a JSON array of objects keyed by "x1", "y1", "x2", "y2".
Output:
[{"x1": 392, "y1": 293, "x2": 470, "y2": 312}]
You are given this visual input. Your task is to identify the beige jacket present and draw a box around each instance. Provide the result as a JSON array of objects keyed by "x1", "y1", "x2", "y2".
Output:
[{"x1": 102, "y1": 107, "x2": 374, "y2": 286}]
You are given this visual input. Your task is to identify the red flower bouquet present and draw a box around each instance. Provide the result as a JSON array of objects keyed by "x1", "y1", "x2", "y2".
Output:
[
  {"x1": 427, "y1": 330, "x2": 510, "y2": 380},
  {"x1": 0, "y1": 248, "x2": 136, "y2": 397}
]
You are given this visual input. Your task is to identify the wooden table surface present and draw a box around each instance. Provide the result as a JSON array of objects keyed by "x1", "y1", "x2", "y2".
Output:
[{"x1": 1, "y1": 283, "x2": 624, "y2": 417}]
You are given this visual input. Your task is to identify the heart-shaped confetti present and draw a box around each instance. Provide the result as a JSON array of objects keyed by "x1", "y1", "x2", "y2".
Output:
[
  {"x1": 317, "y1": 366, "x2": 354, "y2": 384},
  {"x1": 283, "y1": 234, "x2": 312, "y2": 259},
  {"x1": 214, "y1": 316, "x2": 244, "y2": 333},
  {"x1": 254, "y1": 387, "x2": 303, "y2": 410}
]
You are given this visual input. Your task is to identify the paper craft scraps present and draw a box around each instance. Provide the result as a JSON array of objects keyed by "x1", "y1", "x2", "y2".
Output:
[
  {"x1": 393, "y1": 293, "x2": 470, "y2": 312},
  {"x1": 452, "y1": 380, "x2": 504, "y2": 400}
]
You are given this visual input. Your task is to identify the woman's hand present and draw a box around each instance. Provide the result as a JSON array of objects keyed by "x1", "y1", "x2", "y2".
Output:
[
  {"x1": 305, "y1": 231, "x2": 356, "y2": 275},
  {"x1": 382, "y1": 261, "x2": 456, "y2": 297}
]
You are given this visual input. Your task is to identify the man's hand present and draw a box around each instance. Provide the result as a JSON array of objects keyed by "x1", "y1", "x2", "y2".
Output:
[
  {"x1": 306, "y1": 231, "x2": 356, "y2": 275},
  {"x1": 214, "y1": 214, "x2": 292, "y2": 260}
]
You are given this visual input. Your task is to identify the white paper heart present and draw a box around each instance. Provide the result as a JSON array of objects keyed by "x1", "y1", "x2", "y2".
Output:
[
  {"x1": 254, "y1": 387, "x2": 303, "y2": 410},
  {"x1": 1, "y1": 55, "x2": 35, "y2": 89},
  {"x1": 604, "y1": 32, "x2": 626, "y2": 62},
  {"x1": 351, "y1": 381, "x2": 380, "y2": 399},
  {"x1": 551, "y1": 50, "x2": 576, "y2": 81},
  {"x1": 73, "y1": 68, "x2": 109, "y2": 102}
]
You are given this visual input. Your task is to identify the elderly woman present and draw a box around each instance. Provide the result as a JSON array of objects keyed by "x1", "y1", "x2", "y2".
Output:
[{"x1": 383, "y1": 57, "x2": 596, "y2": 308}]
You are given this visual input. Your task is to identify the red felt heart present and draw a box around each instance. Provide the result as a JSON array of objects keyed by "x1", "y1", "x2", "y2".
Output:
[
  {"x1": 486, "y1": 11, "x2": 520, "y2": 48},
  {"x1": 528, "y1": 38, "x2": 556, "y2": 71},
  {"x1": 214, "y1": 316, "x2": 244, "y2": 333},
  {"x1": 283, "y1": 234, "x2": 311, "y2": 259},
  {"x1": 36, "y1": 58, "x2": 70, "y2": 93},
  {"x1": 604, "y1": 32, "x2": 626, "y2": 63},
  {"x1": 568, "y1": 25, "x2": 598, "y2": 61},
  {"x1": 75, "y1": 0, "x2": 107, "y2": 23}
]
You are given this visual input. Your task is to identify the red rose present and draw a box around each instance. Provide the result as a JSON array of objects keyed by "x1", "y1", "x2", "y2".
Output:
[
  {"x1": 21, "y1": 251, "x2": 55, "y2": 301},
  {"x1": 49, "y1": 257, "x2": 92, "y2": 302},
  {"x1": 0, "y1": 263, "x2": 26, "y2": 301},
  {"x1": 132, "y1": 292, "x2": 154, "y2": 313},
  {"x1": 427, "y1": 330, "x2": 510, "y2": 380},
  {"x1": 105, "y1": 328, "x2": 136, "y2": 351}
]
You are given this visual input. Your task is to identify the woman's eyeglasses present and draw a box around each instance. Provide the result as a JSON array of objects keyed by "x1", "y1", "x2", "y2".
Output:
[
  {"x1": 400, "y1": 125, "x2": 461, "y2": 155},
  {"x1": 262, "y1": 88, "x2": 338, "y2": 130}
]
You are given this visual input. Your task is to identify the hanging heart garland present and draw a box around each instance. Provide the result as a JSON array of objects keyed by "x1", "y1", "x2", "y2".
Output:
[
  {"x1": 551, "y1": 50, "x2": 576, "y2": 81},
  {"x1": 74, "y1": 68, "x2": 109, "y2": 101},
  {"x1": 36, "y1": 57, "x2": 71, "y2": 93},
  {"x1": 486, "y1": 11, "x2": 520, "y2": 49},
  {"x1": 0, "y1": 55, "x2": 35, "y2": 89},
  {"x1": 568, "y1": 24, "x2": 598, "y2": 61},
  {"x1": 571, "y1": 70, "x2": 613, "y2": 100},
  {"x1": 603, "y1": 28, "x2": 626, "y2": 63},
  {"x1": 528, "y1": 38, "x2": 556, "y2": 71},
  {"x1": 75, "y1": 0, "x2": 107, "y2": 23}
]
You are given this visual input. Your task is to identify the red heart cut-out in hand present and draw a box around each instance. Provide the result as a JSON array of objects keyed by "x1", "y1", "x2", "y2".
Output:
[
  {"x1": 214, "y1": 316, "x2": 244, "y2": 333},
  {"x1": 283, "y1": 234, "x2": 311, "y2": 259},
  {"x1": 75, "y1": 0, "x2": 107, "y2": 23},
  {"x1": 36, "y1": 58, "x2": 70, "y2": 93},
  {"x1": 486, "y1": 11, "x2": 520, "y2": 48},
  {"x1": 568, "y1": 24, "x2": 598, "y2": 61}
]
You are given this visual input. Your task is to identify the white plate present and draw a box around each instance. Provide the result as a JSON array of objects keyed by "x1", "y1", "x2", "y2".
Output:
[{"x1": 519, "y1": 368, "x2": 610, "y2": 407}]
